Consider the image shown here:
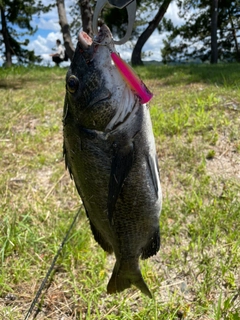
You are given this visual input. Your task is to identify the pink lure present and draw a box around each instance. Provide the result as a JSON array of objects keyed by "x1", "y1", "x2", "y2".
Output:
[{"x1": 111, "y1": 52, "x2": 153, "y2": 104}]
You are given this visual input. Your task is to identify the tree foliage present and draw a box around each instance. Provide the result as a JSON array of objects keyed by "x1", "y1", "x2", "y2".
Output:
[
  {"x1": 0, "y1": 0, "x2": 53, "y2": 67},
  {"x1": 161, "y1": 0, "x2": 240, "y2": 63}
]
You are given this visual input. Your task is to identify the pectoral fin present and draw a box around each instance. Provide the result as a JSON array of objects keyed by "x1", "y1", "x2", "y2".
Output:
[
  {"x1": 146, "y1": 154, "x2": 160, "y2": 197},
  {"x1": 107, "y1": 142, "x2": 134, "y2": 223}
]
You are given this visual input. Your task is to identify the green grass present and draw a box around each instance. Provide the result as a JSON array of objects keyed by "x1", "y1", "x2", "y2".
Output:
[{"x1": 0, "y1": 64, "x2": 240, "y2": 319}]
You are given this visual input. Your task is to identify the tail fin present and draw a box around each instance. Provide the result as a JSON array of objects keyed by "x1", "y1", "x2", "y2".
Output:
[{"x1": 107, "y1": 259, "x2": 152, "y2": 298}]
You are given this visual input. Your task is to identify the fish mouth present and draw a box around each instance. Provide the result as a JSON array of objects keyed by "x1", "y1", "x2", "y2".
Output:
[
  {"x1": 76, "y1": 31, "x2": 94, "y2": 64},
  {"x1": 76, "y1": 25, "x2": 113, "y2": 65},
  {"x1": 94, "y1": 24, "x2": 113, "y2": 46},
  {"x1": 78, "y1": 31, "x2": 93, "y2": 49},
  {"x1": 77, "y1": 24, "x2": 113, "y2": 57}
]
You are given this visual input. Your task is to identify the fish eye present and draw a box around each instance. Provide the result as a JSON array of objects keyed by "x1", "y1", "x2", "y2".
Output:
[{"x1": 67, "y1": 75, "x2": 79, "y2": 93}]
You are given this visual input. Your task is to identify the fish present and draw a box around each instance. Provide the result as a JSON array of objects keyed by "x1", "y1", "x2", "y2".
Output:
[{"x1": 63, "y1": 24, "x2": 162, "y2": 298}]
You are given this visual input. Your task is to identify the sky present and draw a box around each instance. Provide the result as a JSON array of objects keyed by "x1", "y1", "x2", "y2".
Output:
[{"x1": 2, "y1": 1, "x2": 183, "y2": 66}]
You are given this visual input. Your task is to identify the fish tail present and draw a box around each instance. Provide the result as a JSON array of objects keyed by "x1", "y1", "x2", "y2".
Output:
[{"x1": 107, "y1": 258, "x2": 152, "y2": 298}]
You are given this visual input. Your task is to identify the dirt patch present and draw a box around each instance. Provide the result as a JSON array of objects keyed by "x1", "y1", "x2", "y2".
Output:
[{"x1": 205, "y1": 134, "x2": 240, "y2": 182}]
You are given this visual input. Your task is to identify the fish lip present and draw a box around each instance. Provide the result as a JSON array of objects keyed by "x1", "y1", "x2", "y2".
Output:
[
  {"x1": 77, "y1": 25, "x2": 112, "y2": 63},
  {"x1": 94, "y1": 24, "x2": 113, "y2": 46},
  {"x1": 76, "y1": 31, "x2": 95, "y2": 63},
  {"x1": 78, "y1": 24, "x2": 112, "y2": 50},
  {"x1": 78, "y1": 31, "x2": 93, "y2": 49}
]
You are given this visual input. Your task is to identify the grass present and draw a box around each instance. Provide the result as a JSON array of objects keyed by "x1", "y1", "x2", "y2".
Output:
[{"x1": 0, "y1": 63, "x2": 239, "y2": 319}]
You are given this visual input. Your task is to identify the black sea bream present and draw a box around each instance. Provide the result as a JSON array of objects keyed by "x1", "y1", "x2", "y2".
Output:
[{"x1": 63, "y1": 24, "x2": 162, "y2": 298}]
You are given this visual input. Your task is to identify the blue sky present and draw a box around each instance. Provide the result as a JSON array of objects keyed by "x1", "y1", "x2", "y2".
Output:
[{"x1": 2, "y1": 1, "x2": 183, "y2": 66}]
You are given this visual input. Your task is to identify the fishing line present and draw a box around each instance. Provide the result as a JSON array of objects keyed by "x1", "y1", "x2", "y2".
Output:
[{"x1": 24, "y1": 205, "x2": 83, "y2": 320}]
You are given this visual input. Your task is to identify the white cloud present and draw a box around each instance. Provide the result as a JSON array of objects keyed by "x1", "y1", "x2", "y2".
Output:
[
  {"x1": 37, "y1": 18, "x2": 60, "y2": 32},
  {"x1": 28, "y1": 32, "x2": 62, "y2": 54},
  {"x1": 118, "y1": 47, "x2": 132, "y2": 62},
  {"x1": 165, "y1": 1, "x2": 184, "y2": 26},
  {"x1": 28, "y1": 36, "x2": 48, "y2": 54},
  {"x1": 45, "y1": 31, "x2": 65, "y2": 46}
]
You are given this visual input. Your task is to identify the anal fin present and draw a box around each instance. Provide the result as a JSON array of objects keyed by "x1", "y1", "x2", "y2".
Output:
[
  {"x1": 89, "y1": 220, "x2": 113, "y2": 254},
  {"x1": 141, "y1": 228, "x2": 160, "y2": 259},
  {"x1": 84, "y1": 207, "x2": 113, "y2": 254}
]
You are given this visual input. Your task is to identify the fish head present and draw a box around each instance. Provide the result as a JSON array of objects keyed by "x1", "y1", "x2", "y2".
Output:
[
  {"x1": 64, "y1": 24, "x2": 136, "y2": 131},
  {"x1": 65, "y1": 30, "x2": 100, "y2": 111},
  {"x1": 64, "y1": 25, "x2": 115, "y2": 129}
]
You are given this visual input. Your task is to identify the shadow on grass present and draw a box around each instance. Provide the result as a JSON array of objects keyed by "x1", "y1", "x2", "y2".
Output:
[
  {"x1": 0, "y1": 79, "x2": 31, "y2": 90},
  {"x1": 0, "y1": 65, "x2": 67, "y2": 90},
  {"x1": 136, "y1": 63, "x2": 240, "y2": 88}
]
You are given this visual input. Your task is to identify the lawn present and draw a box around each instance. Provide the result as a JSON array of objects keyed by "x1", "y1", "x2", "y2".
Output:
[{"x1": 0, "y1": 64, "x2": 239, "y2": 320}]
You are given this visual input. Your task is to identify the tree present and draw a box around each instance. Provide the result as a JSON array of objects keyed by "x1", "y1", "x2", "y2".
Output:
[
  {"x1": 211, "y1": 0, "x2": 219, "y2": 63},
  {"x1": 161, "y1": 0, "x2": 240, "y2": 63},
  {"x1": 0, "y1": 4, "x2": 11, "y2": 66},
  {"x1": 78, "y1": 0, "x2": 93, "y2": 37},
  {"x1": 218, "y1": 0, "x2": 240, "y2": 62},
  {"x1": 56, "y1": 0, "x2": 94, "y2": 62},
  {"x1": 0, "y1": 0, "x2": 53, "y2": 67},
  {"x1": 56, "y1": 0, "x2": 75, "y2": 61},
  {"x1": 131, "y1": 0, "x2": 172, "y2": 66},
  {"x1": 103, "y1": 0, "x2": 172, "y2": 65},
  {"x1": 57, "y1": 0, "x2": 171, "y2": 65}
]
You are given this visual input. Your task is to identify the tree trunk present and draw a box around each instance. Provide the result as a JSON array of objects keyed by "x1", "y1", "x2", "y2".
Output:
[
  {"x1": 210, "y1": 0, "x2": 218, "y2": 64},
  {"x1": 56, "y1": 0, "x2": 75, "y2": 61},
  {"x1": 78, "y1": 0, "x2": 93, "y2": 37},
  {"x1": 131, "y1": 0, "x2": 172, "y2": 66},
  {"x1": 229, "y1": 14, "x2": 240, "y2": 62},
  {"x1": 0, "y1": 6, "x2": 12, "y2": 67}
]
